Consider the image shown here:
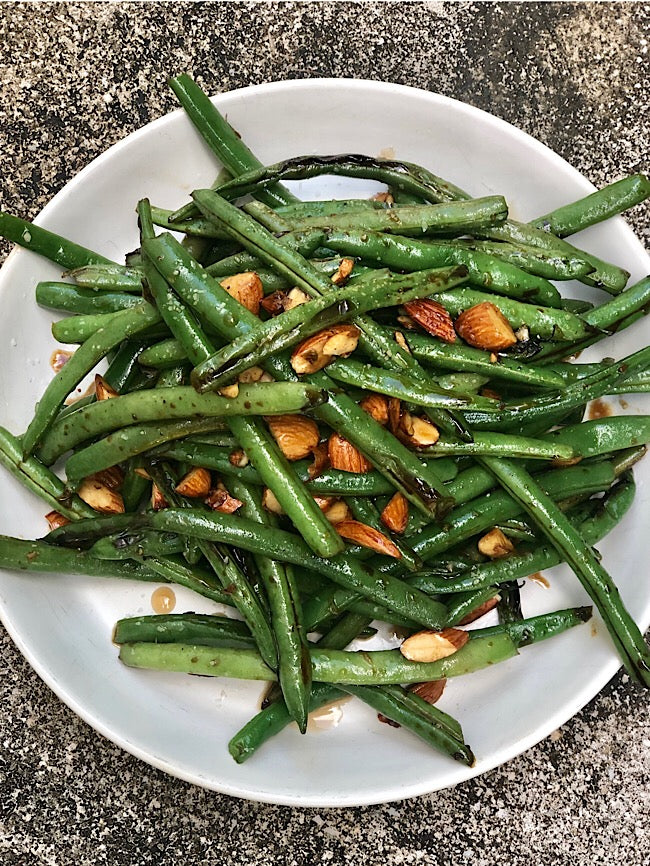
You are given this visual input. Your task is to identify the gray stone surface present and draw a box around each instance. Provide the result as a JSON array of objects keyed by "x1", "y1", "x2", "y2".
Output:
[{"x1": 0, "y1": 2, "x2": 648, "y2": 864}]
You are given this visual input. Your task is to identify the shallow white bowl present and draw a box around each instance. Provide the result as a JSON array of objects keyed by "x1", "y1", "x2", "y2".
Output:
[{"x1": 0, "y1": 79, "x2": 648, "y2": 807}]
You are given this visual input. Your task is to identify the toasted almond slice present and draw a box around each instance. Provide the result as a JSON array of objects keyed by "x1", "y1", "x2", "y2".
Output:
[
  {"x1": 360, "y1": 393, "x2": 389, "y2": 426},
  {"x1": 94, "y1": 374, "x2": 119, "y2": 401},
  {"x1": 45, "y1": 510, "x2": 70, "y2": 531},
  {"x1": 380, "y1": 492, "x2": 409, "y2": 534},
  {"x1": 78, "y1": 478, "x2": 125, "y2": 514},
  {"x1": 205, "y1": 487, "x2": 243, "y2": 514},
  {"x1": 396, "y1": 314, "x2": 418, "y2": 330},
  {"x1": 262, "y1": 488, "x2": 284, "y2": 514},
  {"x1": 267, "y1": 414, "x2": 320, "y2": 461},
  {"x1": 93, "y1": 466, "x2": 124, "y2": 490},
  {"x1": 455, "y1": 302, "x2": 517, "y2": 351},
  {"x1": 331, "y1": 257, "x2": 355, "y2": 286},
  {"x1": 478, "y1": 527, "x2": 515, "y2": 558},
  {"x1": 219, "y1": 272, "x2": 264, "y2": 316},
  {"x1": 238, "y1": 365, "x2": 265, "y2": 384},
  {"x1": 335, "y1": 520, "x2": 402, "y2": 559},
  {"x1": 388, "y1": 397, "x2": 402, "y2": 434},
  {"x1": 403, "y1": 299, "x2": 456, "y2": 344},
  {"x1": 260, "y1": 290, "x2": 290, "y2": 316},
  {"x1": 313, "y1": 495, "x2": 335, "y2": 511},
  {"x1": 308, "y1": 442, "x2": 330, "y2": 479},
  {"x1": 458, "y1": 597, "x2": 500, "y2": 626},
  {"x1": 327, "y1": 433, "x2": 373, "y2": 474},
  {"x1": 399, "y1": 413, "x2": 440, "y2": 447},
  {"x1": 175, "y1": 467, "x2": 212, "y2": 498},
  {"x1": 409, "y1": 679, "x2": 447, "y2": 705},
  {"x1": 394, "y1": 331, "x2": 411, "y2": 354},
  {"x1": 400, "y1": 627, "x2": 468, "y2": 663},
  {"x1": 150, "y1": 483, "x2": 168, "y2": 511},
  {"x1": 229, "y1": 448, "x2": 250, "y2": 468},
  {"x1": 219, "y1": 383, "x2": 240, "y2": 398},
  {"x1": 371, "y1": 191, "x2": 395, "y2": 204},
  {"x1": 286, "y1": 287, "x2": 310, "y2": 309},
  {"x1": 291, "y1": 324, "x2": 360, "y2": 374},
  {"x1": 322, "y1": 500, "x2": 352, "y2": 525}
]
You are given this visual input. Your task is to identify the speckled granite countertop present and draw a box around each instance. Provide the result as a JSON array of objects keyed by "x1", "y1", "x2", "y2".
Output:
[{"x1": 0, "y1": 2, "x2": 648, "y2": 864}]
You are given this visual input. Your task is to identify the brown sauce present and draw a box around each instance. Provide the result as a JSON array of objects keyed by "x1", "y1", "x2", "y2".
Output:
[
  {"x1": 529, "y1": 572, "x2": 550, "y2": 588},
  {"x1": 587, "y1": 399, "x2": 614, "y2": 420},
  {"x1": 151, "y1": 586, "x2": 176, "y2": 614}
]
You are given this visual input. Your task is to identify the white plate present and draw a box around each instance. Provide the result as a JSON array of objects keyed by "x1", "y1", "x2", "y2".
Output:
[{"x1": 0, "y1": 79, "x2": 648, "y2": 807}]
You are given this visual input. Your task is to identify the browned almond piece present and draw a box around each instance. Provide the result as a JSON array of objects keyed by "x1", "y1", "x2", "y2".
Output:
[
  {"x1": 313, "y1": 495, "x2": 335, "y2": 511},
  {"x1": 480, "y1": 387, "x2": 502, "y2": 402},
  {"x1": 380, "y1": 492, "x2": 409, "y2": 534},
  {"x1": 396, "y1": 314, "x2": 417, "y2": 330},
  {"x1": 327, "y1": 433, "x2": 373, "y2": 474},
  {"x1": 307, "y1": 442, "x2": 330, "y2": 479},
  {"x1": 322, "y1": 500, "x2": 352, "y2": 525},
  {"x1": 93, "y1": 466, "x2": 125, "y2": 490},
  {"x1": 238, "y1": 365, "x2": 265, "y2": 384},
  {"x1": 205, "y1": 487, "x2": 243, "y2": 514},
  {"x1": 229, "y1": 448, "x2": 250, "y2": 468},
  {"x1": 285, "y1": 288, "x2": 310, "y2": 309},
  {"x1": 78, "y1": 478, "x2": 125, "y2": 514},
  {"x1": 45, "y1": 510, "x2": 70, "y2": 531},
  {"x1": 219, "y1": 383, "x2": 240, "y2": 398},
  {"x1": 260, "y1": 290, "x2": 290, "y2": 316},
  {"x1": 262, "y1": 488, "x2": 284, "y2": 514},
  {"x1": 360, "y1": 393, "x2": 389, "y2": 426},
  {"x1": 477, "y1": 527, "x2": 515, "y2": 559},
  {"x1": 150, "y1": 483, "x2": 168, "y2": 511},
  {"x1": 291, "y1": 324, "x2": 360, "y2": 375},
  {"x1": 400, "y1": 627, "x2": 469, "y2": 662},
  {"x1": 458, "y1": 597, "x2": 500, "y2": 626},
  {"x1": 455, "y1": 302, "x2": 517, "y2": 351},
  {"x1": 175, "y1": 467, "x2": 212, "y2": 498},
  {"x1": 331, "y1": 257, "x2": 355, "y2": 286},
  {"x1": 394, "y1": 331, "x2": 411, "y2": 354},
  {"x1": 94, "y1": 374, "x2": 119, "y2": 401},
  {"x1": 399, "y1": 413, "x2": 440, "y2": 447},
  {"x1": 372, "y1": 191, "x2": 394, "y2": 204},
  {"x1": 377, "y1": 713, "x2": 401, "y2": 728},
  {"x1": 409, "y1": 679, "x2": 447, "y2": 705},
  {"x1": 267, "y1": 414, "x2": 320, "y2": 461},
  {"x1": 335, "y1": 520, "x2": 402, "y2": 559},
  {"x1": 388, "y1": 398, "x2": 402, "y2": 434},
  {"x1": 134, "y1": 467, "x2": 152, "y2": 480},
  {"x1": 219, "y1": 272, "x2": 264, "y2": 316},
  {"x1": 403, "y1": 299, "x2": 456, "y2": 344}
]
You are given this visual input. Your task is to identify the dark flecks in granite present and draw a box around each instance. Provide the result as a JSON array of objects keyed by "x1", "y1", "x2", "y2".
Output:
[{"x1": 0, "y1": 2, "x2": 648, "y2": 864}]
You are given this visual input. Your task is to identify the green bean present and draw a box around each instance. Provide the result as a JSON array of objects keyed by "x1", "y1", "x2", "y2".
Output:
[
  {"x1": 541, "y1": 416, "x2": 650, "y2": 458},
  {"x1": 119, "y1": 630, "x2": 517, "y2": 684},
  {"x1": 582, "y1": 276, "x2": 650, "y2": 332},
  {"x1": 443, "y1": 239, "x2": 595, "y2": 281},
  {"x1": 204, "y1": 230, "x2": 327, "y2": 278},
  {"x1": 113, "y1": 613, "x2": 256, "y2": 648},
  {"x1": 323, "y1": 230, "x2": 562, "y2": 306},
  {"x1": 531, "y1": 174, "x2": 650, "y2": 237},
  {"x1": 481, "y1": 456, "x2": 650, "y2": 686},
  {"x1": 155, "y1": 364, "x2": 188, "y2": 387},
  {"x1": 22, "y1": 302, "x2": 162, "y2": 456},
  {"x1": 36, "y1": 282, "x2": 141, "y2": 315},
  {"x1": 280, "y1": 198, "x2": 509, "y2": 236},
  {"x1": 121, "y1": 460, "x2": 150, "y2": 513},
  {"x1": 0, "y1": 210, "x2": 116, "y2": 269},
  {"x1": 421, "y1": 432, "x2": 575, "y2": 461},
  {"x1": 347, "y1": 495, "x2": 422, "y2": 572},
  {"x1": 67, "y1": 264, "x2": 144, "y2": 292},
  {"x1": 151, "y1": 206, "x2": 231, "y2": 238},
  {"x1": 445, "y1": 587, "x2": 500, "y2": 626},
  {"x1": 144, "y1": 556, "x2": 236, "y2": 607},
  {"x1": 38, "y1": 382, "x2": 325, "y2": 465},
  {"x1": 137, "y1": 338, "x2": 187, "y2": 369},
  {"x1": 276, "y1": 199, "x2": 387, "y2": 218},
  {"x1": 229, "y1": 478, "x2": 311, "y2": 732},
  {"x1": 533, "y1": 309, "x2": 647, "y2": 364}
]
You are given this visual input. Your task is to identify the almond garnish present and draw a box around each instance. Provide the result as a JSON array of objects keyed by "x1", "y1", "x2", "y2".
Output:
[
  {"x1": 291, "y1": 324, "x2": 360, "y2": 374},
  {"x1": 458, "y1": 597, "x2": 500, "y2": 625},
  {"x1": 267, "y1": 414, "x2": 320, "y2": 461},
  {"x1": 262, "y1": 487, "x2": 284, "y2": 515},
  {"x1": 229, "y1": 448, "x2": 250, "y2": 468},
  {"x1": 399, "y1": 628, "x2": 468, "y2": 663},
  {"x1": 78, "y1": 478, "x2": 125, "y2": 514},
  {"x1": 394, "y1": 331, "x2": 411, "y2": 354},
  {"x1": 478, "y1": 527, "x2": 515, "y2": 559},
  {"x1": 327, "y1": 433, "x2": 373, "y2": 473},
  {"x1": 94, "y1": 374, "x2": 119, "y2": 401},
  {"x1": 331, "y1": 257, "x2": 355, "y2": 286},
  {"x1": 380, "y1": 492, "x2": 409, "y2": 534},
  {"x1": 409, "y1": 679, "x2": 447, "y2": 705},
  {"x1": 219, "y1": 383, "x2": 240, "y2": 398},
  {"x1": 360, "y1": 393, "x2": 389, "y2": 426},
  {"x1": 261, "y1": 288, "x2": 310, "y2": 316},
  {"x1": 388, "y1": 398, "x2": 402, "y2": 434},
  {"x1": 307, "y1": 442, "x2": 330, "y2": 479},
  {"x1": 175, "y1": 467, "x2": 212, "y2": 498},
  {"x1": 322, "y1": 500, "x2": 352, "y2": 525},
  {"x1": 150, "y1": 483, "x2": 168, "y2": 512},
  {"x1": 313, "y1": 495, "x2": 335, "y2": 512},
  {"x1": 455, "y1": 302, "x2": 517, "y2": 351},
  {"x1": 219, "y1": 272, "x2": 264, "y2": 316},
  {"x1": 93, "y1": 466, "x2": 124, "y2": 490},
  {"x1": 403, "y1": 299, "x2": 456, "y2": 343},
  {"x1": 371, "y1": 192, "x2": 395, "y2": 205},
  {"x1": 134, "y1": 467, "x2": 152, "y2": 480},
  {"x1": 398, "y1": 413, "x2": 440, "y2": 447},
  {"x1": 238, "y1": 365, "x2": 265, "y2": 384},
  {"x1": 45, "y1": 510, "x2": 70, "y2": 531},
  {"x1": 335, "y1": 520, "x2": 402, "y2": 558},
  {"x1": 205, "y1": 486, "x2": 243, "y2": 514}
]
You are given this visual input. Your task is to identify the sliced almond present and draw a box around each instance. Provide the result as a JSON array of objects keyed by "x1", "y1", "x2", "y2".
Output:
[
  {"x1": 260, "y1": 290, "x2": 290, "y2": 316},
  {"x1": 78, "y1": 478, "x2": 125, "y2": 514},
  {"x1": 286, "y1": 288, "x2": 310, "y2": 310},
  {"x1": 262, "y1": 487, "x2": 284, "y2": 515},
  {"x1": 238, "y1": 365, "x2": 265, "y2": 384},
  {"x1": 400, "y1": 627, "x2": 468, "y2": 663},
  {"x1": 360, "y1": 393, "x2": 389, "y2": 426},
  {"x1": 396, "y1": 314, "x2": 417, "y2": 330},
  {"x1": 477, "y1": 527, "x2": 515, "y2": 559},
  {"x1": 403, "y1": 299, "x2": 456, "y2": 344},
  {"x1": 229, "y1": 448, "x2": 250, "y2": 468},
  {"x1": 219, "y1": 383, "x2": 240, "y2": 398},
  {"x1": 371, "y1": 191, "x2": 395, "y2": 204},
  {"x1": 335, "y1": 520, "x2": 402, "y2": 559},
  {"x1": 398, "y1": 413, "x2": 440, "y2": 447},
  {"x1": 458, "y1": 597, "x2": 500, "y2": 626},
  {"x1": 205, "y1": 487, "x2": 243, "y2": 514},
  {"x1": 150, "y1": 483, "x2": 168, "y2": 511},
  {"x1": 322, "y1": 499, "x2": 352, "y2": 525},
  {"x1": 380, "y1": 492, "x2": 409, "y2": 534},
  {"x1": 327, "y1": 433, "x2": 373, "y2": 474},
  {"x1": 94, "y1": 374, "x2": 119, "y2": 401},
  {"x1": 175, "y1": 467, "x2": 212, "y2": 498},
  {"x1": 394, "y1": 331, "x2": 411, "y2": 354},
  {"x1": 267, "y1": 414, "x2": 320, "y2": 461},
  {"x1": 455, "y1": 302, "x2": 517, "y2": 351},
  {"x1": 313, "y1": 495, "x2": 336, "y2": 512},
  {"x1": 93, "y1": 466, "x2": 124, "y2": 491},
  {"x1": 307, "y1": 442, "x2": 330, "y2": 479},
  {"x1": 291, "y1": 324, "x2": 360, "y2": 374},
  {"x1": 409, "y1": 679, "x2": 447, "y2": 705},
  {"x1": 45, "y1": 510, "x2": 70, "y2": 531},
  {"x1": 388, "y1": 398, "x2": 402, "y2": 434},
  {"x1": 219, "y1": 272, "x2": 264, "y2": 316},
  {"x1": 330, "y1": 257, "x2": 355, "y2": 286}
]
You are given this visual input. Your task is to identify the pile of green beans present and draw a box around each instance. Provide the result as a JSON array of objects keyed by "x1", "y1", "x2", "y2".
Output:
[{"x1": 0, "y1": 74, "x2": 649, "y2": 769}]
